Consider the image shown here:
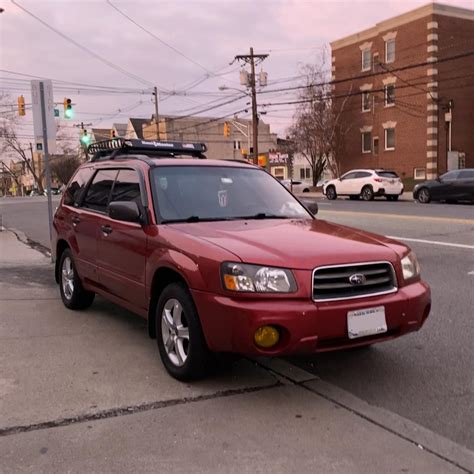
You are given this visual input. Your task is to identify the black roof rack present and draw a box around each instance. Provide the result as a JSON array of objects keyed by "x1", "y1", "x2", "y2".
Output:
[{"x1": 87, "y1": 138, "x2": 207, "y2": 161}]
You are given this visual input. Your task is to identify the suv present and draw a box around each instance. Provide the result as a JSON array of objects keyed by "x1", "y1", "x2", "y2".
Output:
[
  {"x1": 323, "y1": 169, "x2": 404, "y2": 201},
  {"x1": 53, "y1": 139, "x2": 430, "y2": 381}
]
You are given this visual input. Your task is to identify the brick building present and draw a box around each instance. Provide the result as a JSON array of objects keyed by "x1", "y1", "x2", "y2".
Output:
[{"x1": 331, "y1": 3, "x2": 474, "y2": 182}]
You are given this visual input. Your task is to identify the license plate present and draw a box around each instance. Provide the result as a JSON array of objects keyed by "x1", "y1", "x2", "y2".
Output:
[{"x1": 347, "y1": 306, "x2": 387, "y2": 339}]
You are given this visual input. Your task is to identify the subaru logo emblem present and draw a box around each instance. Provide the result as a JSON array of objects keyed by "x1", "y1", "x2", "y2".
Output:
[{"x1": 349, "y1": 273, "x2": 366, "y2": 286}]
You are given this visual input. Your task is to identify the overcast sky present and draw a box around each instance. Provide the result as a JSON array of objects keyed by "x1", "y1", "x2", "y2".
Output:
[{"x1": 1, "y1": 0, "x2": 472, "y2": 146}]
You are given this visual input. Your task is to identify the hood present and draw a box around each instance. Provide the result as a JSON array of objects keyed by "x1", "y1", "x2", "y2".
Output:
[{"x1": 174, "y1": 219, "x2": 405, "y2": 269}]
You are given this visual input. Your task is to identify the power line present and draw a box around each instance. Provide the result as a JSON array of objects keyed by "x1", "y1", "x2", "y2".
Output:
[
  {"x1": 11, "y1": 0, "x2": 157, "y2": 89},
  {"x1": 259, "y1": 50, "x2": 474, "y2": 96},
  {"x1": 106, "y1": 0, "x2": 213, "y2": 75}
]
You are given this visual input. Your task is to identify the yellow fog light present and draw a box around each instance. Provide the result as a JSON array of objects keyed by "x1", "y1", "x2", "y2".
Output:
[{"x1": 254, "y1": 326, "x2": 280, "y2": 348}]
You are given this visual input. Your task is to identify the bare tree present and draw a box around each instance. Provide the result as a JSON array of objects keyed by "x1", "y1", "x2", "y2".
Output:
[
  {"x1": 288, "y1": 52, "x2": 353, "y2": 183},
  {"x1": 49, "y1": 154, "x2": 81, "y2": 185}
]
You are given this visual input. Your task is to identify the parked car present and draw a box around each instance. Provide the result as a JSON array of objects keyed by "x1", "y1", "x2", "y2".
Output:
[
  {"x1": 413, "y1": 169, "x2": 474, "y2": 204},
  {"x1": 53, "y1": 139, "x2": 430, "y2": 381},
  {"x1": 323, "y1": 169, "x2": 404, "y2": 201},
  {"x1": 281, "y1": 179, "x2": 311, "y2": 193}
]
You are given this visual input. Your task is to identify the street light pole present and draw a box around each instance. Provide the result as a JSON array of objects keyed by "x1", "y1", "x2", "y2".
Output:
[{"x1": 153, "y1": 86, "x2": 160, "y2": 140}]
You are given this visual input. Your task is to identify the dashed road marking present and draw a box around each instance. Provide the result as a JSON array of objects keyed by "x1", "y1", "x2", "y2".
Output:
[{"x1": 387, "y1": 236, "x2": 474, "y2": 250}]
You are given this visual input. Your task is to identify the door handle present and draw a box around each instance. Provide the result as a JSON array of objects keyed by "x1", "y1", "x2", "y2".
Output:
[
  {"x1": 71, "y1": 216, "x2": 80, "y2": 226},
  {"x1": 101, "y1": 225, "x2": 113, "y2": 235}
]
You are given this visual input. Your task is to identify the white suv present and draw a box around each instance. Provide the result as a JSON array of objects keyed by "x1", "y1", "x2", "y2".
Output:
[
  {"x1": 281, "y1": 179, "x2": 311, "y2": 193},
  {"x1": 323, "y1": 169, "x2": 404, "y2": 201}
]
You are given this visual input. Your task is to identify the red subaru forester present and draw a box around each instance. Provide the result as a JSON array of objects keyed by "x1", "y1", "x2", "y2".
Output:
[{"x1": 53, "y1": 139, "x2": 431, "y2": 381}]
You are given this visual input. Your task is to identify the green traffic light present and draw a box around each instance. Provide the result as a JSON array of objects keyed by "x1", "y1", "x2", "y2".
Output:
[
  {"x1": 80, "y1": 134, "x2": 90, "y2": 145},
  {"x1": 65, "y1": 107, "x2": 73, "y2": 119}
]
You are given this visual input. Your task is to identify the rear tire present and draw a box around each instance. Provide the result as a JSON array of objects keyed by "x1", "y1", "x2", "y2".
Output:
[
  {"x1": 302, "y1": 188, "x2": 310, "y2": 193},
  {"x1": 59, "y1": 249, "x2": 95, "y2": 310},
  {"x1": 326, "y1": 186, "x2": 337, "y2": 200},
  {"x1": 417, "y1": 188, "x2": 431, "y2": 204},
  {"x1": 156, "y1": 283, "x2": 213, "y2": 381},
  {"x1": 361, "y1": 186, "x2": 374, "y2": 201}
]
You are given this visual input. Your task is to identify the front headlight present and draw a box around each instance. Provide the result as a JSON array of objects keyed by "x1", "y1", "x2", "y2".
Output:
[
  {"x1": 221, "y1": 262, "x2": 297, "y2": 293},
  {"x1": 401, "y1": 251, "x2": 421, "y2": 281}
]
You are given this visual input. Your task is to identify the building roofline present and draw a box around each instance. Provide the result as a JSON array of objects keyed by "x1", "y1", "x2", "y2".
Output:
[{"x1": 331, "y1": 2, "x2": 474, "y2": 50}]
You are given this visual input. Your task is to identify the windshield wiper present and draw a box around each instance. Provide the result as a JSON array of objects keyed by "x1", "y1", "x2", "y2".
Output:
[
  {"x1": 162, "y1": 216, "x2": 232, "y2": 224},
  {"x1": 235, "y1": 213, "x2": 291, "y2": 220}
]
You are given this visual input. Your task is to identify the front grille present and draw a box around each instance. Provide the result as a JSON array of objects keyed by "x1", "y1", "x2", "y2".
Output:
[{"x1": 312, "y1": 261, "x2": 397, "y2": 302}]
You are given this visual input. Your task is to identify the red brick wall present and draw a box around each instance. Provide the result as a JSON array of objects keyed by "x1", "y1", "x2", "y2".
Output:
[
  {"x1": 435, "y1": 14, "x2": 474, "y2": 172},
  {"x1": 332, "y1": 10, "x2": 473, "y2": 179}
]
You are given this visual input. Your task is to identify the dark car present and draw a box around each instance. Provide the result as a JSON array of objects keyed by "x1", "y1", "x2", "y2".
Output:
[
  {"x1": 413, "y1": 169, "x2": 474, "y2": 204},
  {"x1": 52, "y1": 138, "x2": 430, "y2": 381}
]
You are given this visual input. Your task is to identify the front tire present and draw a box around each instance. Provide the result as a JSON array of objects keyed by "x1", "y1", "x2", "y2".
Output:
[
  {"x1": 156, "y1": 283, "x2": 213, "y2": 381},
  {"x1": 326, "y1": 186, "x2": 337, "y2": 200},
  {"x1": 361, "y1": 186, "x2": 374, "y2": 201},
  {"x1": 59, "y1": 249, "x2": 95, "y2": 310},
  {"x1": 417, "y1": 188, "x2": 431, "y2": 203}
]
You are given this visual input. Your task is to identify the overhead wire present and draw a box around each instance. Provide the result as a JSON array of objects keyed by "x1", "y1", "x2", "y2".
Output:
[{"x1": 10, "y1": 0, "x2": 159, "y2": 89}]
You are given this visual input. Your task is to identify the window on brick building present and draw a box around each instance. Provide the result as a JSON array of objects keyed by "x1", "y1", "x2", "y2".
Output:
[
  {"x1": 385, "y1": 39, "x2": 395, "y2": 63},
  {"x1": 362, "y1": 132, "x2": 372, "y2": 153},
  {"x1": 385, "y1": 128, "x2": 395, "y2": 150},
  {"x1": 362, "y1": 91, "x2": 371, "y2": 112},
  {"x1": 414, "y1": 168, "x2": 426, "y2": 180},
  {"x1": 384, "y1": 85, "x2": 395, "y2": 106},
  {"x1": 233, "y1": 140, "x2": 241, "y2": 150},
  {"x1": 361, "y1": 49, "x2": 371, "y2": 71}
]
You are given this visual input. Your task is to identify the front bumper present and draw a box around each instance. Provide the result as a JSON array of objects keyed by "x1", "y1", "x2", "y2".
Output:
[{"x1": 192, "y1": 281, "x2": 431, "y2": 355}]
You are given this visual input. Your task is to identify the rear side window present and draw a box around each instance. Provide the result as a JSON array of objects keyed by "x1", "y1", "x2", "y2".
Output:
[
  {"x1": 63, "y1": 167, "x2": 94, "y2": 206},
  {"x1": 376, "y1": 171, "x2": 399, "y2": 178},
  {"x1": 458, "y1": 170, "x2": 474, "y2": 179},
  {"x1": 82, "y1": 169, "x2": 118, "y2": 213},
  {"x1": 110, "y1": 169, "x2": 141, "y2": 204},
  {"x1": 356, "y1": 171, "x2": 372, "y2": 178}
]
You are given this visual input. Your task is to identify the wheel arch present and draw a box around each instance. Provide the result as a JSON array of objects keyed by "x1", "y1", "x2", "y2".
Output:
[{"x1": 148, "y1": 266, "x2": 189, "y2": 339}]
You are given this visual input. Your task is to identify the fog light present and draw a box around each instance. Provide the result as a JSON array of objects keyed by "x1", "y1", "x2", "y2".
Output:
[{"x1": 254, "y1": 326, "x2": 280, "y2": 348}]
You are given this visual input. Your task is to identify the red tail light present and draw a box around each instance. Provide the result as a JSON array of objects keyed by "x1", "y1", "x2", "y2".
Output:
[{"x1": 374, "y1": 178, "x2": 383, "y2": 182}]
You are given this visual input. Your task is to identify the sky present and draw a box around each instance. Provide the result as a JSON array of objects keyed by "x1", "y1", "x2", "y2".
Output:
[{"x1": 0, "y1": 0, "x2": 472, "y2": 149}]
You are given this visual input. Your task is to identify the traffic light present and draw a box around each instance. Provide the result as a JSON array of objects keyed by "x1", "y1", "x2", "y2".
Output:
[
  {"x1": 80, "y1": 129, "x2": 90, "y2": 146},
  {"x1": 110, "y1": 129, "x2": 116, "y2": 139},
  {"x1": 223, "y1": 121, "x2": 231, "y2": 137},
  {"x1": 64, "y1": 97, "x2": 73, "y2": 119},
  {"x1": 17, "y1": 95, "x2": 25, "y2": 116}
]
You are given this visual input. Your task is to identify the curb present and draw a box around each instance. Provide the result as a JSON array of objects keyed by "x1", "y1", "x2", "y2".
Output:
[{"x1": 254, "y1": 358, "x2": 474, "y2": 473}]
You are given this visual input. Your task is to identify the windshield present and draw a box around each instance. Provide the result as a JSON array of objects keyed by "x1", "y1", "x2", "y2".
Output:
[{"x1": 151, "y1": 165, "x2": 311, "y2": 223}]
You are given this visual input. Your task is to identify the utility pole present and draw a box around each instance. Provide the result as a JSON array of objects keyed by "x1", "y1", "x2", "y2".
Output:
[
  {"x1": 153, "y1": 86, "x2": 160, "y2": 140},
  {"x1": 234, "y1": 48, "x2": 268, "y2": 165}
]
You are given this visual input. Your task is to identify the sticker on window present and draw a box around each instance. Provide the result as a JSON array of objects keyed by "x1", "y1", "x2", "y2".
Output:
[
  {"x1": 158, "y1": 177, "x2": 168, "y2": 190},
  {"x1": 218, "y1": 190, "x2": 228, "y2": 207}
]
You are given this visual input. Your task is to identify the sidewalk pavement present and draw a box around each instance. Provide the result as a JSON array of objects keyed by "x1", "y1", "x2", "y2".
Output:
[{"x1": 1, "y1": 228, "x2": 472, "y2": 473}]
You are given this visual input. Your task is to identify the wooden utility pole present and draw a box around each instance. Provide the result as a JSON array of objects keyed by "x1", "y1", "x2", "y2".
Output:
[
  {"x1": 235, "y1": 48, "x2": 268, "y2": 164},
  {"x1": 153, "y1": 86, "x2": 160, "y2": 140}
]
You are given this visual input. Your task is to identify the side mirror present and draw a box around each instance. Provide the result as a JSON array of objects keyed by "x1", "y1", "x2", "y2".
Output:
[
  {"x1": 109, "y1": 201, "x2": 142, "y2": 223},
  {"x1": 306, "y1": 202, "x2": 318, "y2": 215}
]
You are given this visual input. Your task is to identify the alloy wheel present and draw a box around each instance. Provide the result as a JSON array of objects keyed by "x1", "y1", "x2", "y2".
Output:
[
  {"x1": 61, "y1": 256, "x2": 75, "y2": 300},
  {"x1": 418, "y1": 188, "x2": 430, "y2": 203},
  {"x1": 161, "y1": 299, "x2": 190, "y2": 367}
]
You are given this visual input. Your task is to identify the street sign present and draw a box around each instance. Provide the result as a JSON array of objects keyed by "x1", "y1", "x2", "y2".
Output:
[
  {"x1": 54, "y1": 108, "x2": 60, "y2": 117},
  {"x1": 31, "y1": 80, "x2": 57, "y2": 154},
  {"x1": 36, "y1": 143, "x2": 43, "y2": 151}
]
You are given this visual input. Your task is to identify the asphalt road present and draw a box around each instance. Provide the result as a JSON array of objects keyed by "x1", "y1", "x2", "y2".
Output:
[{"x1": 1, "y1": 195, "x2": 473, "y2": 449}]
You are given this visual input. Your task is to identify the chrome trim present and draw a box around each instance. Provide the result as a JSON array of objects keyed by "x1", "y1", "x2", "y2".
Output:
[{"x1": 312, "y1": 260, "x2": 398, "y2": 303}]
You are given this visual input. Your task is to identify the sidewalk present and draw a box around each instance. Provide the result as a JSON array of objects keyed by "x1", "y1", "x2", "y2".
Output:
[{"x1": 1, "y1": 229, "x2": 472, "y2": 473}]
